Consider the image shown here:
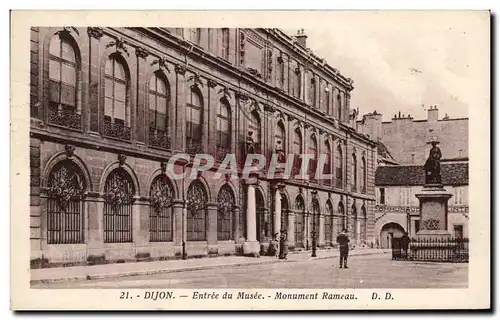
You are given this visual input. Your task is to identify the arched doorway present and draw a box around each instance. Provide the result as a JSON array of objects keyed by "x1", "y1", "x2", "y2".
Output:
[
  {"x1": 255, "y1": 188, "x2": 266, "y2": 243},
  {"x1": 294, "y1": 195, "x2": 305, "y2": 248},
  {"x1": 380, "y1": 222, "x2": 405, "y2": 249}
]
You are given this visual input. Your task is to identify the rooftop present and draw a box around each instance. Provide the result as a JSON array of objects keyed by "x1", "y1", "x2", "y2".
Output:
[{"x1": 375, "y1": 162, "x2": 468, "y2": 186}]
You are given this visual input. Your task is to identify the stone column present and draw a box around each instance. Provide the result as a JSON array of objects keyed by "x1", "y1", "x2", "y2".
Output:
[
  {"x1": 243, "y1": 179, "x2": 260, "y2": 257},
  {"x1": 172, "y1": 201, "x2": 183, "y2": 246},
  {"x1": 174, "y1": 65, "x2": 187, "y2": 152},
  {"x1": 87, "y1": 197, "x2": 105, "y2": 257},
  {"x1": 274, "y1": 188, "x2": 281, "y2": 237},
  {"x1": 233, "y1": 206, "x2": 241, "y2": 243},
  {"x1": 319, "y1": 213, "x2": 325, "y2": 247},
  {"x1": 87, "y1": 27, "x2": 103, "y2": 134},
  {"x1": 207, "y1": 202, "x2": 218, "y2": 246},
  {"x1": 287, "y1": 211, "x2": 295, "y2": 249},
  {"x1": 356, "y1": 219, "x2": 361, "y2": 245},
  {"x1": 133, "y1": 199, "x2": 149, "y2": 251}
]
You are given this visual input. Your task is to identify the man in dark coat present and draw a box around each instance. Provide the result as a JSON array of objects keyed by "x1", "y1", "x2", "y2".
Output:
[
  {"x1": 336, "y1": 228, "x2": 350, "y2": 269},
  {"x1": 401, "y1": 232, "x2": 410, "y2": 258}
]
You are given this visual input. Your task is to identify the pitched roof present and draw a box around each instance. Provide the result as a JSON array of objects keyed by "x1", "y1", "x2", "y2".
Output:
[{"x1": 375, "y1": 162, "x2": 468, "y2": 186}]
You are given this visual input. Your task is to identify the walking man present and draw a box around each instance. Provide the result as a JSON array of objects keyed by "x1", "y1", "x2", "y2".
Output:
[{"x1": 336, "y1": 228, "x2": 350, "y2": 269}]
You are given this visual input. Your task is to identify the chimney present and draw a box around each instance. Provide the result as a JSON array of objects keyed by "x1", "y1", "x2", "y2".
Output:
[
  {"x1": 296, "y1": 29, "x2": 308, "y2": 48},
  {"x1": 361, "y1": 110, "x2": 383, "y2": 141},
  {"x1": 427, "y1": 105, "x2": 439, "y2": 122}
]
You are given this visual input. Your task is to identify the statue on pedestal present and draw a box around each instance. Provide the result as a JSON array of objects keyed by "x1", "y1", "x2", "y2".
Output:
[
  {"x1": 275, "y1": 139, "x2": 285, "y2": 163},
  {"x1": 246, "y1": 131, "x2": 255, "y2": 155},
  {"x1": 424, "y1": 141, "x2": 442, "y2": 185}
]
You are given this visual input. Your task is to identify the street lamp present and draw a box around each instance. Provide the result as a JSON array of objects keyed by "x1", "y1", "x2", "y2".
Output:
[
  {"x1": 311, "y1": 190, "x2": 318, "y2": 257},
  {"x1": 406, "y1": 207, "x2": 411, "y2": 237},
  {"x1": 181, "y1": 161, "x2": 190, "y2": 260}
]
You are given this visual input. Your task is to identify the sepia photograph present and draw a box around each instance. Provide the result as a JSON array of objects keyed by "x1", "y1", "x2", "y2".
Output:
[{"x1": 10, "y1": 10, "x2": 490, "y2": 310}]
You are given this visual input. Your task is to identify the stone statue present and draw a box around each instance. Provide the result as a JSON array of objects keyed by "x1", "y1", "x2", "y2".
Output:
[
  {"x1": 246, "y1": 131, "x2": 255, "y2": 155},
  {"x1": 424, "y1": 141, "x2": 442, "y2": 184},
  {"x1": 275, "y1": 139, "x2": 285, "y2": 163}
]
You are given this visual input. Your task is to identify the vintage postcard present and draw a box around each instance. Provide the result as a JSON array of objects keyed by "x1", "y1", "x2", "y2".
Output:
[{"x1": 10, "y1": 10, "x2": 490, "y2": 310}]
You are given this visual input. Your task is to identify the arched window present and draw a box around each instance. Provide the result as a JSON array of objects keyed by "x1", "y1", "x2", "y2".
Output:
[
  {"x1": 335, "y1": 144, "x2": 343, "y2": 188},
  {"x1": 186, "y1": 180, "x2": 208, "y2": 241},
  {"x1": 149, "y1": 174, "x2": 174, "y2": 242},
  {"x1": 48, "y1": 34, "x2": 81, "y2": 129},
  {"x1": 275, "y1": 121, "x2": 286, "y2": 155},
  {"x1": 186, "y1": 87, "x2": 203, "y2": 154},
  {"x1": 310, "y1": 198, "x2": 320, "y2": 242},
  {"x1": 217, "y1": 185, "x2": 235, "y2": 240},
  {"x1": 337, "y1": 93, "x2": 343, "y2": 120},
  {"x1": 46, "y1": 159, "x2": 85, "y2": 244},
  {"x1": 149, "y1": 72, "x2": 171, "y2": 149},
  {"x1": 293, "y1": 65, "x2": 301, "y2": 98},
  {"x1": 294, "y1": 195, "x2": 305, "y2": 248},
  {"x1": 292, "y1": 128, "x2": 303, "y2": 176},
  {"x1": 248, "y1": 111, "x2": 261, "y2": 153},
  {"x1": 326, "y1": 87, "x2": 331, "y2": 115},
  {"x1": 324, "y1": 200, "x2": 334, "y2": 246},
  {"x1": 104, "y1": 55, "x2": 130, "y2": 140},
  {"x1": 338, "y1": 202, "x2": 346, "y2": 233},
  {"x1": 308, "y1": 134, "x2": 318, "y2": 181},
  {"x1": 280, "y1": 194, "x2": 289, "y2": 232},
  {"x1": 216, "y1": 99, "x2": 231, "y2": 161},
  {"x1": 352, "y1": 153, "x2": 358, "y2": 192},
  {"x1": 104, "y1": 168, "x2": 135, "y2": 243},
  {"x1": 309, "y1": 75, "x2": 317, "y2": 107},
  {"x1": 323, "y1": 140, "x2": 332, "y2": 185},
  {"x1": 361, "y1": 156, "x2": 367, "y2": 193},
  {"x1": 255, "y1": 189, "x2": 266, "y2": 242},
  {"x1": 277, "y1": 55, "x2": 285, "y2": 88}
]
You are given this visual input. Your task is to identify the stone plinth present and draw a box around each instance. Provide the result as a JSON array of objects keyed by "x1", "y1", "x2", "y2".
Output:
[{"x1": 415, "y1": 184, "x2": 453, "y2": 240}]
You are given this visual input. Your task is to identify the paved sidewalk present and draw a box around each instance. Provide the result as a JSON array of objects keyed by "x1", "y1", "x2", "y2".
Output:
[{"x1": 31, "y1": 248, "x2": 391, "y2": 285}]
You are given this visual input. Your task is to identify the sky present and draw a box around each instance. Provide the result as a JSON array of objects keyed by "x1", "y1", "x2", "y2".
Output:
[{"x1": 282, "y1": 11, "x2": 489, "y2": 122}]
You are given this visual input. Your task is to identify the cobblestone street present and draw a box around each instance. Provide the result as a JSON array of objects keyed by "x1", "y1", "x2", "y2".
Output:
[{"x1": 32, "y1": 253, "x2": 468, "y2": 289}]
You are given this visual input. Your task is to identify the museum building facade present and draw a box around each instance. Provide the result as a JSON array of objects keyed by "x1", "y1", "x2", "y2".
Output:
[{"x1": 29, "y1": 27, "x2": 377, "y2": 266}]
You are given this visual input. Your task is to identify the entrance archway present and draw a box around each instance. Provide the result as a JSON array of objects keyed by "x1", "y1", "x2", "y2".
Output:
[
  {"x1": 380, "y1": 222, "x2": 405, "y2": 249},
  {"x1": 255, "y1": 188, "x2": 266, "y2": 243}
]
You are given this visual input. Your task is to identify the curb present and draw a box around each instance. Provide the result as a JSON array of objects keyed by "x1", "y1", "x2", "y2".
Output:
[
  {"x1": 30, "y1": 251, "x2": 390, "y2": 285},
  {"x1": 30, "y1": 258, "x2": 288, "y2": 285}
]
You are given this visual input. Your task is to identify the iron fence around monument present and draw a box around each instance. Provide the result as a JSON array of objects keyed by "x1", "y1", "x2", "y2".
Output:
[{"x1": 391, "y1": 237, "x2": 469, "y2": 263}]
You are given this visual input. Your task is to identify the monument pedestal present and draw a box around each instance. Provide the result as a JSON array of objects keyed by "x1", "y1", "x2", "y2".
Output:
[
  {"x1": 412, "y1": 184, "x2": 454, "y2": 260},
  {"x1": 415, "y1": 184, "x2": 453, "y2": 239}
]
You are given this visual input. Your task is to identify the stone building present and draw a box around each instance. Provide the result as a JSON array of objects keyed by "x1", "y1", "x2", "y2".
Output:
[
  {"x1": 357, "y1": 107, "x2": 469, "y2": 248},
  {"x1": 29, "y1": 27, "x2": 377, "y2": 266}
]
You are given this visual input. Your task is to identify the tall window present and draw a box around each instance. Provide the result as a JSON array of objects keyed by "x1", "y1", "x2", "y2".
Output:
[
  {"x1": 454, "y1": 186, "x2": 465, "y2": 205},
  {"x1": 324, "y1": 200, "x2": 334, "y2": 246},
  {"x1": 351, "y1": 204, "x2": 357, "y2": 238},
  {"x1": 186, "y1": 88, "x2": 203, "y2": 154},
  {"x1": 293, "y1": 65, "x2": 301, "y2": 98},
  {"x1": 292, "y1": 128, "x2": 303, "y2": 176},
  {"x1": 248, "y1": 111, "x2": 261, "y2": 153},
  {"x1": 189, "y1": 28, "x2": 201, "y2": 45},
  {"x1": 216, "y1": 99, "x2": 231, "y2": 161},
  {"x1": 309, "y1": 75, "x2": 317, "y2": 106},
  {"x1": 104, "y1": 56, "x2": 130, "y2": 139},
  {"x1": 351, "y1": 153, "x2": 358, "y2": 192},
  {"x1": 294, "y1": 195, "x2": 305, "y2": 248},
  {"x1": 46, "y1": 160, "x2": 85, "y2": 244},
  {"x1": 221, "y1": 28, "x2": 230, "y2": 60},
  {"x1": 326, "y1": 88, "x2": 331, "y2": 115},
  {"x1": 378, "y1": 187, "x2": 386, "y2": 204},
  {"x1": 400, "y1": 187, "x2": 411, "y2": 206},
  {"x1": 361, "y1": 156, "x2": 367, "y2": 193},
  {"x1": 217, "y1": 185, "x2": 235, "y2": 240},
  {"x1": 335, "y1": 145, "x2": 343, "y2": 188},
  {"x1": 149, "y1": 72, "x2": 168, "y2": 132},
  {"x1": 323, "y1": 141, "x2": 332, "y2": 185},
  {"x1": 187, "y1": 180, "x2": 208, "y2": 241},
  {"x1": 149, "y1": 175, "x2": 173, "y2": 242},
  {"x1": 277, "y1": 55, "x2": 285, "y2": 88},
  {"x1": 337, "y1": 93, "x2": 342, "y2": 120},
  {"x1": 48, "y1": 34, "x2": 81, "y2": 129},
  {"x1": 308, "y1": 135, "x2": 318, "y2": 181},
  {"x1": 104, "y1": 168, "x2": 135, "y2": 243}
]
